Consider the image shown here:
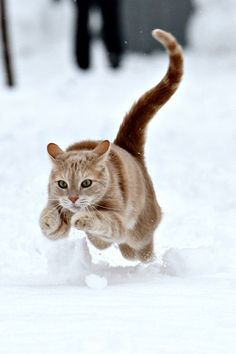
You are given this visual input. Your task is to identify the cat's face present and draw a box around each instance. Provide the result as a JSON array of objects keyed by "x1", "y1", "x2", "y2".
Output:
[{"x1": 47, "y1": 141, "x2": 110, "y2": 213}]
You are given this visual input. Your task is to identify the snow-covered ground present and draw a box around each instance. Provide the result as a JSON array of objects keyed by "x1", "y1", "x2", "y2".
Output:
[{"x1": 1, "y1": 1, "x2": 236, "y2": 353}]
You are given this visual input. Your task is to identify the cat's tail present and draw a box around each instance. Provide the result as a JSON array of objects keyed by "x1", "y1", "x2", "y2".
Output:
[{"x1": 114, "y1": 29, "x2": 183, "y2": 159}]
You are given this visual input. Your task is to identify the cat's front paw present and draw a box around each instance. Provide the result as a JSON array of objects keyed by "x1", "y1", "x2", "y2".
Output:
[
  {"x1": 40, "y1": 208, "x2": 71, "y2": 240},
  {"x1": 71, "y1": 212, "x2": 94, "y2": 231},
  {"x1": 39, "y1": 207, "x2": 61, "y2": 236}
]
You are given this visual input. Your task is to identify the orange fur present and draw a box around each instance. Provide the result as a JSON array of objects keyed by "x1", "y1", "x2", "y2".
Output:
[{"x1": 39, "y1": 29, "x2": 183, "y2": 262}]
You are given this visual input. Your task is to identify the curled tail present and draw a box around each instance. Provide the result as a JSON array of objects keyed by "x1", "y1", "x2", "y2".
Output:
[{"x1": 114, "y1": 29, "x2": 183, "y2": 159}]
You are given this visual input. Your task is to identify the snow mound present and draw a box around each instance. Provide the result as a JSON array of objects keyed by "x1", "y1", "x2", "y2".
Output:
[{"x1": 162, "y1": 247, "x2": 222, "y2": 276}]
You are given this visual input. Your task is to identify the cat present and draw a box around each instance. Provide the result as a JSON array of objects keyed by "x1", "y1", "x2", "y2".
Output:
[{"x1": 39, "y1": 29, "x2": 183, "y2": 262}]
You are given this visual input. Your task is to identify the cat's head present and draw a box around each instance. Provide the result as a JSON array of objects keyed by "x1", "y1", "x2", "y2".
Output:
[{"x1": 47, "y1": 140, "x2": 110, "y2": 213}]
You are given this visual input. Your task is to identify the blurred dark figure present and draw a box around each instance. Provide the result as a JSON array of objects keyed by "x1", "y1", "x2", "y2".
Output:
[
  {"x1": 75, "y1": 0, "x2": 123, "y2": 69},
  {"x1": 54, "y1": 0, "x2": 123, "y2": 70}
]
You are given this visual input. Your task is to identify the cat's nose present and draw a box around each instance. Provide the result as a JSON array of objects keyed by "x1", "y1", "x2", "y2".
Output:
[{"x1": 69, "y1": 195, "x2": 79, "y2": 204}]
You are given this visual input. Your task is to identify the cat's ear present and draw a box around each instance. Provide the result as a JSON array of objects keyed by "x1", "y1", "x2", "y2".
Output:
[
  {"x1": 93, "y1": 140, "x2": 111, "y2": 160},
  {"x1": 47, "y1": 143, "x2": 64, "y2": 160}
]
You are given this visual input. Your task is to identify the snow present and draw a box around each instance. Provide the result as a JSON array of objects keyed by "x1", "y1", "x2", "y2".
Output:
[
  {"x1": 1, "y1": 277, "x2": 235, "y2": 354},
  {"x1": 85, "y1": 274, "x2": 108, "y2": 289},
  {"x1": 1, "y1": 1, "x2": 236, "y2": 353}
]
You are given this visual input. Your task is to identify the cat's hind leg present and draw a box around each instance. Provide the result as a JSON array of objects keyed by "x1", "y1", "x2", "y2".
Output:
[
  {"x1": 119, "y1": 243, "x2": 137, "y2": 261},
  {"x1": 135, "y1": 239, "x2": 155, "y2": 263}
]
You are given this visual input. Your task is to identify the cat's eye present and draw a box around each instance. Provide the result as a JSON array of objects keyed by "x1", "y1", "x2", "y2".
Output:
[
  {"x1": 81, "y1": 179, "x2": 92, "y2": 188},
  {"x1": 58, "y1": 180, "x2": 68, "y2": 189}
]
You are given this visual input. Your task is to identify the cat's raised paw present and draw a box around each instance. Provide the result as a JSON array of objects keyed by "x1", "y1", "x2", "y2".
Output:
[
  {"x1": 39, "y1": 208, "x2": 61, "y2": 236},
  {"x1": 71, "y1": 212, "x2": 94, "y2": 231}
]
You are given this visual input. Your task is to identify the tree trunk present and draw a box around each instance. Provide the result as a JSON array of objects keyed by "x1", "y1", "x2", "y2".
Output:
[{"x1": 0, "y1": 0, "x2": 15, "y2": 87}]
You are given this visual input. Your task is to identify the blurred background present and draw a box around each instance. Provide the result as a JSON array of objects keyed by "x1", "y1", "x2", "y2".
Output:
[{"x1": 1, "y1": 0, "x2": 235, "y2": 85}]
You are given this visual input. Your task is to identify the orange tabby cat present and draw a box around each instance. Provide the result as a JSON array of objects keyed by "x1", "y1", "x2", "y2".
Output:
[{"x1": 39, "y1": 29, "x2": 183, "y2": 262}]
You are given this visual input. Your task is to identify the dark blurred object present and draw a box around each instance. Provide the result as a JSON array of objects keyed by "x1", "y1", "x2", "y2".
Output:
[
  {"x1": 53, "y1": 0, "x2": 193, "y2": 64},
  {"x1": 73, "y1": 0, "x2": 123, "y2": 70},
  {"x1": 0, "y1": 0, "x2": 15, "y2": 86},
  {"x1": 122, "y1": 0, "x2": 194, "y2": 52}
]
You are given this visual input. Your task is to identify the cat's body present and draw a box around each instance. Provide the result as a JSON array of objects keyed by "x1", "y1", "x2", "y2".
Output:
[{"x1": 39, "y1": 29, "x2": 183, "y2": 262}]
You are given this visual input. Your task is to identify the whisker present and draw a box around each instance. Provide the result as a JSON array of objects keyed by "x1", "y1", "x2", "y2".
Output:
[
  {"x1": 85, "y1": 205, "x2": 97, "y2": 230},
  {"x1": 92, "y1": 203, "x2": 121, "y2": 212},
  {"x1": 48, "y1": 203, "x2": 60, "y2": 210},
  {"x1": 90, "y1": 204, "x2": 111, "y2": 224},
  {"x1": 48, "y1": 199, "x2": 60, "y2": 204},
  {"x1": 43, "y1": 204, "x2": 61, "y2": 218},
  {"x1": 85, "y1": 205, "x2": 93, "y2": 222}
]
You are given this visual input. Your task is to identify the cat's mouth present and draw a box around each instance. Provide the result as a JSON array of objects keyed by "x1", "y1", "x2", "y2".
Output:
[
  {"x1": 59, "y1": 198, "x2": 88, "y2": 213},
  {"x1": 66, "y1": 204, "x2": 86, "y2": 213}
]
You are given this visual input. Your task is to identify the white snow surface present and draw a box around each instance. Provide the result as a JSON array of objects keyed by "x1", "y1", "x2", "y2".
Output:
[{"x1": 1, "y1": 2, "x2": 236, "y2": 353}]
